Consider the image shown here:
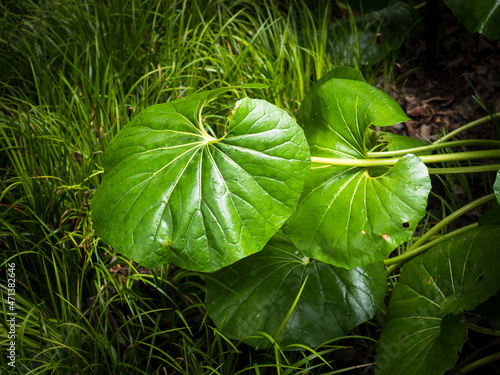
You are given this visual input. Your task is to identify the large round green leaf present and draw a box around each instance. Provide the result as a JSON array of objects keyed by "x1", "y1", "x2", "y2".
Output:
[
  {"x1": 375, "y1": 225, "x2": 500, "y2": 375},
  {"x1": 443, "y1": 0, "x2": 500, "y2": 41},
  {"x1": 283, "y1": 70, "x2": 431, "y2": 269},
  {"x1": 205, "y1": 235, "x2": 386, "y2": 349},
  {"x1": 284, "y1": 154, "x2": 430, "y2": 269},
  {"x1": 92, "y1": 89, "x2": 310, "y2": 272}
]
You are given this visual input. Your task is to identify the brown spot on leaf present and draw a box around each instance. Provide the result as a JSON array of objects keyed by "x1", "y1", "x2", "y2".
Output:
[{"x1": 382, "y1": 233, "x2": 389, "y2": 240}]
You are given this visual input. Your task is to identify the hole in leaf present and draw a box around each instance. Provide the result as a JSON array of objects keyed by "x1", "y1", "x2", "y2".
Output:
[
  {"x1": 477, "y1": 274, "x2": 484, "y2": 283},
  {"x1": 402, "y1": 222, "x2": 410, "y2": 229},
  {"x1": 202, "y1": 94, "x2": 237, "y2": 138}
]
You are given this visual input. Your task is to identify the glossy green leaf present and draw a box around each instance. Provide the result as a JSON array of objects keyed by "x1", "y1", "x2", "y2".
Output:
[
  {"x1": 283, "y1": 71, "x2": 431, "y2": 269},
  {"x1": 443, "y1": 0, "x2": 500, "y2": 41},
  {"x1": 298, "y1": 70, "x2": 410, "y2": 160},
  {"x1": 285, "y1": 155, "x2": 430, "y2": 269},
  {"x1": 205, "y1": 235, "x2": 386, "y2": 349},
  {"x1": 375, "y1": 225, "x2": 500, "y2": 375},
  {"x1": 92, "y1": 89, "x2": 310, "y2": 272},
  {"x1": 312, "y1": 66, "x2": 366, "y2": 89}
]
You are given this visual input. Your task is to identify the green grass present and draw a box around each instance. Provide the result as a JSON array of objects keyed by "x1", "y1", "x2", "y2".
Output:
[{"x1": 0, "y1": 0, "x2": 397, "y2": 373}]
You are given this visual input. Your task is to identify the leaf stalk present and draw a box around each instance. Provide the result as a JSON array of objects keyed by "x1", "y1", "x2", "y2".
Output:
[
  {"x1": 311, "y1": 150, "x2": 500, "y2": 167},
  {"x1": 384, "y1": 223, "x2": 477, "y2": 268},
  {"x1": 385, "y1": 194, "x2": 496, "y2": 273},
  {"x1": 455, "y1": 352, "x2": 500, "y2": 375},
  {"x1": 467, "y1": 321, "x2": 500, "y2": 338},
  {"x1": 433, "y1": 112, "x2": 500, "y2": 144},
  {"x1": 368, "y1": 139, "x2": 500, "y2": 158},
  {"x1": 428, "y1": 165, "x2": 500, "y2": 174}
]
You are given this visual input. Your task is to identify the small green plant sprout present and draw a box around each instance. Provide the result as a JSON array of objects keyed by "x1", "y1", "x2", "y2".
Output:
[{"x1": 92, "y1": 67, "x2": 500, "y2": 374}]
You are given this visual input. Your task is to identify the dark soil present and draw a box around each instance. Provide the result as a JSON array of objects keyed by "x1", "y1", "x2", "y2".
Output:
[{"x1": 388, "y1": 3, "x2": 500, "y2": 143}]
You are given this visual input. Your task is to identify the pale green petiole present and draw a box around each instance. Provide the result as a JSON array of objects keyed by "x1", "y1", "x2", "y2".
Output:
[
  {"x1": 368, "y1": 139, "x2": 500, "y2": 158},
  {"x1": 311, "y1": 150, "x2": 500, "y2": 167},
  {"x1": 433, "y1": 112, "x2": 500, "y2": 144},
  {"x1": 384, "y1": 194, "x2": 497, "y2": 273},
  {"x1": 384, "y1": 223, "x2": 477, "y2": 270}
]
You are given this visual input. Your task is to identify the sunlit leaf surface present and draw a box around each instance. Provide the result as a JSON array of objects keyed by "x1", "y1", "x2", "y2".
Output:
[{"x1": 92, "y1": 89, "x2": 310, "y2": 271}]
